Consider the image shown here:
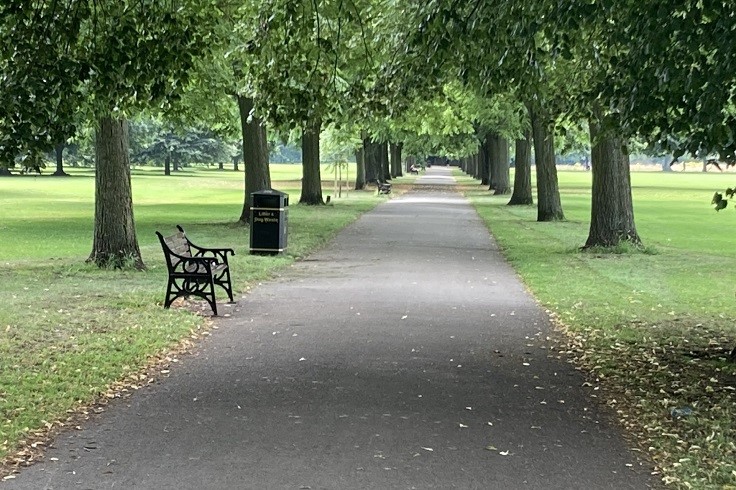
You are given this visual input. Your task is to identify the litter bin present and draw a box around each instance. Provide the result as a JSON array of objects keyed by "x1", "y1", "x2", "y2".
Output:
[{"x1": 250, "y1": 189, "x2": 289, "y2": 254}]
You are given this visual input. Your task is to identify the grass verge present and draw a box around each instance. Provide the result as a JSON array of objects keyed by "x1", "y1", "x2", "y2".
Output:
[{"x1": 462, "y1": 170, "x2": 736, "y2": 489}]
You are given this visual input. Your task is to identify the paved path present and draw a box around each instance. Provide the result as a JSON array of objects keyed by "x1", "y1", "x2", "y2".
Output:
[{"x1": 7, "y1": 168, "x2": 654, "y2": 489}]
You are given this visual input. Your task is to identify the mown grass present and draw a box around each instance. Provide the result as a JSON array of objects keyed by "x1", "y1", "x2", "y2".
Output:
[
  {"x1": 0, "y1": 164, "x2": 385, "y2": 469},
  {"x1": 462, "y1": 169, "x2": 736, "y2": 489}
]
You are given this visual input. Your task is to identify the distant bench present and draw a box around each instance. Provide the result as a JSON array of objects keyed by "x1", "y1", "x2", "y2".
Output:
[
  {"x1": 156, "y1": 225, "x2": 235, "y2": 316},
  {"x1": 376, "y1": 179, "x2": 392, "y2": 195}
]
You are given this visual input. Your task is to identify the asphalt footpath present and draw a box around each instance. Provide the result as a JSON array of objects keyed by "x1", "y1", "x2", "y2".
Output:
[{"x1": 5, "y1": 167, "x2": 655, "y2": 489}]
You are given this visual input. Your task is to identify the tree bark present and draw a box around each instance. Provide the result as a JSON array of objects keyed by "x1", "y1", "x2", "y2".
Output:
[
  {"x1": 405, "y1": 155, "x2": 415, "y2": 174},
  {"x1": 237, "y1": 95, "x2": 272, "y2": 223},
  {"x1": 527, "y1": 101, "x2": 564, "y2": 221},
  {"x1": 300, "y1": 118, "x2": 324, "y2": 205},
  {"x1": 363, "y1": 138, "x2": 380, "y2": 183},
  {"x1": 584, "y1": 114, "x2": 641, "y2": 248},
  {"x1": 354, "y1": 145, "x2": 366, "y2": 190},
  {"x1": 484, "y1": 134, "x2": 495, "y2": 189},
  {"x1": 53, "y1": 143, "x2": 69, "y2": 176},
  {"x1": 479, "y1": 133, "x2": 490, "y2": 186},
  {"x1": 380, "y1": 141, "x2": 390, "y2": 181},
  {"x1": 469, "y1": 153, "x2": 477, "y2": 179},
  {"x1": 88, "y1": 116, "x2": 144, "y2": 269},
  {"x1": 390, "y1": 142, "x2": 403, "y2": 178},
  {"x1": 489, "y1": 132, "x2": 510, "y2": 194},
  {"x1": 508, "y1": 129, "x2": 533, "y2": 205},
  {"x1": 164, "y1": 153, "x2": 171, "y2": 176}
]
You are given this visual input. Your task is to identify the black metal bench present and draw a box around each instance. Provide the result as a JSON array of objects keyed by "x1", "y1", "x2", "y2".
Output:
[
  {"x1": 376, "y1": 179, "x2": 392, "y2": 195},
  {"x1": 155, "y1": 225, "x2": 235, "y2": 316}
]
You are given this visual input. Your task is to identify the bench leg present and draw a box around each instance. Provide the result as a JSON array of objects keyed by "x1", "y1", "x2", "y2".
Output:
[
  {"x1": 213, "y1": 268, "x2": 235, "y2": 303},
  {"x1": 164, "y1": 277, "x2": 219, "y2": 316},
  {"x1": 188, "y1": 277, "x2": 218, "y2": 316}
]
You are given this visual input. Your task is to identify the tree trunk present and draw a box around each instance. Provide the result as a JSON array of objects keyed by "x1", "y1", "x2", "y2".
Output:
[
  {"x1": 380, "y1": 141, "x2": 390, "y2": 181},
  {"x1": 527, "y1": 101, "x2": 564, "y2": 221},
  {"x1": 479, "y1": 134, "x2": 490, "y2": 186},
  {"x1": 354, "y1": 146, "x2": 366, "y2": 190},
  {"x1": 164, "y1": 153, "x2": 171, "y2": 176},
  {"x1": 237, "y1": 95, "x2": 272, "y2": 223},
  {"x1": 508, "y1": 129, "x2": 533, "y2": 205},
  {"x1": 489, "y1": 133, "x2": 510, "y2": 194},
  {"x1": 53, "y1": 143, "x2": 69, "y2": 176},
  {"x1": 88, "y1": 116, "x2": 144, "y2": 269},
  {"x1": 364, "y1": 138, "x2": 380, "y2": 183},
  {"x1": 300, "y1": 118, "x2": 323, "y2": 205},
  {"x1": 405, "y1": 155, "x2": 415, "y2": 174},
  {"x1": 584, "y1": 114, "x2": 641, "y2": 248},
  {"x1": 485, "y1": 134, "x2": 495, "y2": 189},
  {"x1": 218, "y1": 161, "x2": 224, "y2": 170},
  {"x1": 390, "y1": 142, "x2": 403, "y2": 178}
]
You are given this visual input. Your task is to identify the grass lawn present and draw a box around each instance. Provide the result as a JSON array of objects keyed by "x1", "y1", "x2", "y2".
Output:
[
  {"x1": 462, "y1": 169, "x2": 736, "y2": 489},
  {"x1": 0, "y1": 164, "x2": 392, "y2": 470}
]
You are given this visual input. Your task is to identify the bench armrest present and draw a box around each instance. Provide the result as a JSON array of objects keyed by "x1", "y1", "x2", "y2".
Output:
[
  {"x1": 169, "y1": 251, "x2": 219, "y2": 275},
  {"x1": 176, "y1": 225, "x2": 235, "y2": 264}
]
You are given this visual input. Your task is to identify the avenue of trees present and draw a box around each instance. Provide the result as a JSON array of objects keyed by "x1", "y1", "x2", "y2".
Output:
[{"x1": 1, "y1": 0, "x2": 734, "y2": 267}]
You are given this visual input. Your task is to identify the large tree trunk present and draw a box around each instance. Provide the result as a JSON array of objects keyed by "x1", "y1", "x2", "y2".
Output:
[
  {"x1": 164, "y1": 152, "x2": 171, "y2": 176},
  {"x1": 53, "y1": 143, "x2": 69, "y2": 176},
  {"x1": 300, "y1": 118, "x2": 323, "y2": 205},
  {"x1": 354, "y1": 145, "x2": 366, "y2": 190},
  {"x1": 380, "y1": 141, "x2": 390, "y2": 181},
  {"x1": 363, "y1": 138, "x2": 380, "y2": 183},
  {"x1": 390, "y1": 142, "x2": 403, "y2": 178},
  {"x1": 508, "y1": 129, "x2": 534, "y2": 205},
  {"x1": 584, "y1": 114, "x2": 641, "y2": 248},
  {"x1": 527, "y1": 101, "x2": 564, "y2": 221},
  {"x1": 237, "y1": 95, "x2": 272, "y2": 223},
  {"x1": 479, "y1": 134, "x2": 490, "y2": 186},
  {"x1": 489, "y1": 132, "x2": 511, "y2": 194},
  {"x1": 88, "y1": 116, "x2": 144, "y2": 269}
]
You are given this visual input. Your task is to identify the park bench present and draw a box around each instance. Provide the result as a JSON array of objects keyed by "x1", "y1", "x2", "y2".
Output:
[
  {"x1": 376, "y1": 179, "x2": 392, "y2": 195},
  {"x1": 155, "y1": 225, "x2": 235, "y2": 316}
]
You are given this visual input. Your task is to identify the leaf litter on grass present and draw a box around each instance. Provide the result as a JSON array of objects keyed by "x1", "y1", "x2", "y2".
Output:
[{"x1": 554, "y1": 317, "x2": 736, "y2": 488}]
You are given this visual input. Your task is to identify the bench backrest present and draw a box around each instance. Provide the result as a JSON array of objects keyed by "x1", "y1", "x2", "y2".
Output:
[{"x1": 158, "y1": 231, "x2": 192, "y2": 270}]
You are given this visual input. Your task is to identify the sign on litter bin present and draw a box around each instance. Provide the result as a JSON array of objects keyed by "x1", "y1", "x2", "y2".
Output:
[{"x1": 250, "y1": 189, "x2": 288, "y2": 254}]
